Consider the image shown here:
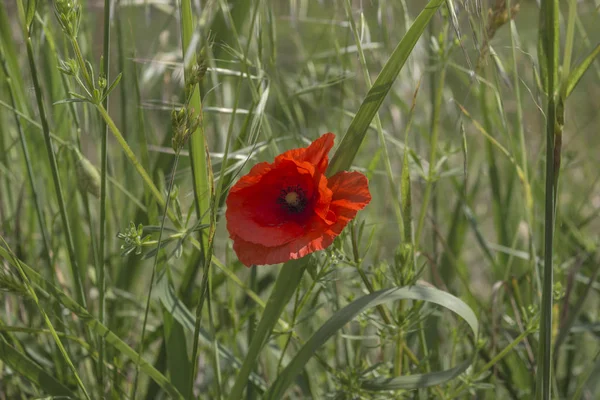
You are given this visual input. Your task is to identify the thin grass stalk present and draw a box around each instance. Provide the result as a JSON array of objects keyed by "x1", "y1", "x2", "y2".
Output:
[
  {"x1": 246, "y1": 263, "x2": 257, "y2": 400},
  {"x1": 95, "y1": 105, "x2": 181, "y2": 227},
  {"x1": 415, "y1": 53, "x2": 447, "y2": 248},
  {"x1": 0, "y1": 44, "x2": 53, "y2": 286},
  {"x1": 178, "y1": 4, "x2": 214, "y2": 388},
  {"x1": 208, "y1": 270, "x2": 223, "y2": 400},
  {"x1": 179, "y1": 0, "x2": 211, "y2": 235},
  {"x1": 536, "y1": 0, "x2": 560, "y2": 397},
  {"x1": 17, "y1": 0, "x2": 87, "y2": 308},
  {"x1": 190, "y1": 156, "x2": 216, "y2": 399},
  {"x1": 97, "y1": 0, "x2": 111, "y2": 393},
  {"x1": 131, "y1": 153, "x2": 181, "y2": 399},
  {"x1": 506, "y1": 0, "x2": 536, "y2": 286}
]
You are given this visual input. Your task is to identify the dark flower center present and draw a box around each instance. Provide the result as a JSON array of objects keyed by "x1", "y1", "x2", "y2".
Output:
[{"x1": 277, "y1": 185, "x2": 307, "y2": 213}]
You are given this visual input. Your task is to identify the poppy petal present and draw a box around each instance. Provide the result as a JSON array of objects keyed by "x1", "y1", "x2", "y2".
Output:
[
  {"x1": 228, "y1": 161, "x2": 272, "y2": 194},
  {"x1": 326, "y1": 171, "x2": 372, "y2": 235},
  {"x1": 275, "y1": 132, "x2": 335, "y2": 173},
  {"x1": 328, "y1": 171, "x2": 372, "y2": 210},
  {"x1": 230, "y1": 222, "x2": 334, "y2": 267}
]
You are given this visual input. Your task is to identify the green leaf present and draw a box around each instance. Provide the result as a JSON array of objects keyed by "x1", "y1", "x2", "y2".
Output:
[
  {"x1": 102, "y1": 72, "x2": 122, "y2": 102},
  {"x1": 0, "y1": 340, "x2": 76, "y2": 398},
  {"x1": 327, "y1": 0, "x2": 444, "y2": 175},
  {"x1": 264, "y1": 285, "x2": 479, "y2": 399},
  {"x1": 25, "y1": 0, "x2": 36, "y2": 28},
  {"x1": 163, "y1": 307, "x2": 192, "y2": 399},
  {"x1": 565, "y1": 43, "x2": 600, "y2": 98}
]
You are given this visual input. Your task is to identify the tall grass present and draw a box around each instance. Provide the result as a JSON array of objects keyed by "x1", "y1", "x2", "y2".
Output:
[{"x1": 1, "y1": 0, "x2": 600, "y2": 399}]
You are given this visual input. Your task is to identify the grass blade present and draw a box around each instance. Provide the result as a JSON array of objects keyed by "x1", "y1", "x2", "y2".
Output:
[
  {"x1": 565, "y1": 43, "x2": 600, "y2": 98},
  {"x1": 536, "y1": 0, "x2": 560, "y2": 398}
]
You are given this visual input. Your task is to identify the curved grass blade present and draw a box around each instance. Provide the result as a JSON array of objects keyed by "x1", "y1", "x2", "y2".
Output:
[
  {"x1": 263, "y1": 285, "x2": 479, "y2": 399},
  {"x1": 565, "y1": 43, "x2": 600, "y2": 98},
  {"x1": 328, "y1": 0, "x2": 444, "y2": 175}
]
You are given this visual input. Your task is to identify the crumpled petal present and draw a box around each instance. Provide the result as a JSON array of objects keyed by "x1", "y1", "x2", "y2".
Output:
[{"x1": 275, "y1": 132, "x2": 335, "y2": 173}]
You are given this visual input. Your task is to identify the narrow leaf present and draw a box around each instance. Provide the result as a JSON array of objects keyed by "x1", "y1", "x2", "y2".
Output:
[{"x1": 565, "y1": 43, "x2": 600, "y2": 98}]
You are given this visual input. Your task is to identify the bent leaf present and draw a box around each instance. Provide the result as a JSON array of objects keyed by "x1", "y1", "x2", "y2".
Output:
[{"x1": 263, "y1": 285, "x2": 479, "y2": 399}]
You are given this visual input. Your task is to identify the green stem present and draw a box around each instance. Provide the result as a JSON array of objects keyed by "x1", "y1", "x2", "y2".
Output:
[
  {"x1": 536, "y1": 0, "x2": 560, "y2": 397},
  {"x1": 131, "y1": 153, "x2": 181, "y2": 399},
  {"x1": 179, "y1": 0, "x2": 210, "y2": 233},
  {"x1": 0, "y1": 42, "x2": 53, "y2": 284},
  {"x1": 19, "y1": 2, "x2": 87, "y2": 308},
  {"x1": 98, "y1": 0, "x2": 111, "y2": 393},
  {"x1": 415, "y1": 64, "x2": 447, "y2": 247},
  {"x1": 95, "y1": 104, "x2": 181, "y2": 228}
]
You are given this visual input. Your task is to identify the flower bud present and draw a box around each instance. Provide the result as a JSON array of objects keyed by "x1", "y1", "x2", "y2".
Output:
[{"x1": 75, "y1": 152, "x2": 101, "y2": 198}]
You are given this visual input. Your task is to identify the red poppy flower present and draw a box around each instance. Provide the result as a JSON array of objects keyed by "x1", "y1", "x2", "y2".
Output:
[{"x1": 226, "y1": 133, "x2": 371, "y2": 266}]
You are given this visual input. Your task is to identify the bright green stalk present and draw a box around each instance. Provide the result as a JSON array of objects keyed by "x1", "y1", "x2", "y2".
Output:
[
  {"x1": 536, "y1": 0, "x2": 560, "y2": 398},
  {"x1": 131, "y1": 151, "x2": 182, "y2": 399},
  {"x1": 415, "y1": 63, "x2": 447, "y2": 248},
  {"x1": 97, "y1": 0, "x2": 111, "y2": 393},
  {"x1": 179, "y1": 1, "x2": 215, "y2": 397},
  {"x1": 95, "y1": 105, "x2": 181, "y2": 228},
  {"x1": 180, "y1": 0, "x2": 211, "y2": 233},
  {"x1": 17, "y1": 0, "x2": 87, "y2": 308}
]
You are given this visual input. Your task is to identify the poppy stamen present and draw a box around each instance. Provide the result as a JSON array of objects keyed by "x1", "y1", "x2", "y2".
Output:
[{"x1": 277, "y1": 185, "x2": 307, "y2": 213}]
